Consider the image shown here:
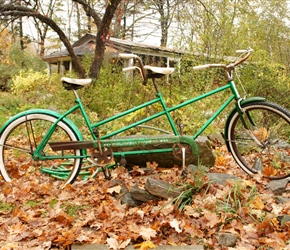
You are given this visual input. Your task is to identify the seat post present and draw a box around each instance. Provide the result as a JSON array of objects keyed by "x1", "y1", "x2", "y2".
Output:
[
  {"x1": 152, "y1": 78, "x2": 159, "y2": 93},
  {"x1": 73, "y1": 89, "x2": 79, "y2": 99}
]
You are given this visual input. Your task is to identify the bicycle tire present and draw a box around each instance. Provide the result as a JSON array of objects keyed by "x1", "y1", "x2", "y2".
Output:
[
  {"x1": 226, "y1": 101, "x2": 290, "y2": 179},
  {"x1": 0, "y1": 113, "x2": 83, "y2": 185}
]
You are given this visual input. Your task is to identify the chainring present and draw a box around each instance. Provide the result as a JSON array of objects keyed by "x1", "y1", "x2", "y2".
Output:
[{"x1": 91, "y1": 147, "x2": 114, "y2": 165}]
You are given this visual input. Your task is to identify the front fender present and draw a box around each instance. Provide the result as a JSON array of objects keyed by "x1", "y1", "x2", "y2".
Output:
[
  {"x1": 224, "y1": 97, "x2": 266, "y2": 152},
  {"x1": 0, "y1": 109, "x2": 84, "y2": 141}
]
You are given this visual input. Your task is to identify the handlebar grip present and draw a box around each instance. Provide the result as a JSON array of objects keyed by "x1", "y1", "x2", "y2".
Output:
[
  {"x1": 122, "y1": 66, "x2": 137, "y2": 72},
  {"x1": 236, "y1": 50, "x2": 248, "y2": 54},
  {"x1": 119, "y1": 53, "x2": 138, "y2": 59},
  {"x1": 193, "y1": 64, "x2": 210, "y2": 71}
]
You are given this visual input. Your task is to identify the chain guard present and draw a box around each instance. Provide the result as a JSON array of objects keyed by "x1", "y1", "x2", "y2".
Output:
[{"x1": 172, "y1": 143, "x2": 193, "y2": 161}]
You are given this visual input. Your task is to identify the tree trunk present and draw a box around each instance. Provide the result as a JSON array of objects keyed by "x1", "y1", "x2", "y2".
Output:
[{"x1": 89, "y1": 0, "x2": 122, "y2": 79}]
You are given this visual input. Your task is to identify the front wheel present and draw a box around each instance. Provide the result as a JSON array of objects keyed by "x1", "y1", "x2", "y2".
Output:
[
  {"x1": 0, "y1": 113, "x2": 83, "y2": 185},
  {"x1": 227, "y1": 101, "x2": 290, "y2": 179}
]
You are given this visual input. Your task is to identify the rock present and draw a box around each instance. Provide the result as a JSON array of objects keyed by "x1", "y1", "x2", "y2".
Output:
[
  {"x1": 187, "y1": 164, "x2": 208, "y2": 175},
  {"x1": 195, "y1": 136, "x2": 216, "y2": 166},
  {"x1": 252, "y1": 157, "x2": 263, "y2": 172},
  {"x1": 279, "y1": 215, "x2": 290, "y2": 226},
  {"x1": 267, "y1": 179, "x2": 289, "y2": 195},
  {"x1": 208, "y1": 132, "x2": 225, "y2": 147},
  {"x1": 145, "y1": 178, "x2": 183, "y2": 199},
  {"x1": 207, "y1": 173, "x2": 241, "y2": 186},
  {"x1": 275, "y1": 196, "x2": 290, "y2": 204},
  {"x1": 216, "y1": 232, "x2": 239, "y2": 247},
  {"x1": 119, "y1": 186, "x2": 143, "y2": 207},
  {"x1": 130, "y1": 184, "x2": 159, "y2": 202}
]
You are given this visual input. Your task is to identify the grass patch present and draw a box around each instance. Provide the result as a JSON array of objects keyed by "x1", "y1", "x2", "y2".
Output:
[
  {"x1": 165, "y1": 165, "x2": 210, "y2": 212},
  {"x1": 50, "y1": 198, "x2": 58, "y2": 209},
  {"x1": 25, "y1": 200, "x2": 43, "y2": 208},
  {"x1": 61, "y1": 203, "x2": 91, "y2": 217},
  {"x1": 0, "y1": 201, "x2": 15, "y2": 212}
]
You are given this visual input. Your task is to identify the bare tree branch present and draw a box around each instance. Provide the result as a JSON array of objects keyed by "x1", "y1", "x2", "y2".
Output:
[
  {"x1": 197, "y1": 0, "x2": 219, "y2": 26},
  {"x1": 72, "y1": 0, "x2": 102, "y2": 28}
]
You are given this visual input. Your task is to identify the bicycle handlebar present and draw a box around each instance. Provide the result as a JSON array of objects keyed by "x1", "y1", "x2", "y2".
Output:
[
  {"x1": 119, "y1": 49, "x2": 252, "y2": 83},
  {"x1": 193, "y1": 64, "x2": 224, "y2": 71},
  {"x1": 235, "y1": 50, "x2": 249, "y2": 54},
  {"x1": 232, "y1": 49, "x2": 252, "y2": 66},
  {"x1": 122, "y1": 66, "x2": 138, "y2": 72},
  {"x1": 193, "y1": 49, "x2": 253, "y2": 71},
  {"x1": 119, "y1": 53, "x2": 139, "y2": 59},
  {"x1": 119, "y1": 53, "x2": 147, "y2": 83}
]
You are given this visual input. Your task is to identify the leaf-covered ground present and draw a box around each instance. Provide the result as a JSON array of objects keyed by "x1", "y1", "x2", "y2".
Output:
[{"x1": 0, "y1": 145, "x2": 290, "y2": 250}]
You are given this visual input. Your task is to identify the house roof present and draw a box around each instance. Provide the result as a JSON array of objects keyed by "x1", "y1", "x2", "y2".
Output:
[{"x1": 42, "y1": 33, "x2": 183, "y2": 63}]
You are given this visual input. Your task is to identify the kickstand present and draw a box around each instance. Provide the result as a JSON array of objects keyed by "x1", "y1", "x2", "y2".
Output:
[{"x1": 181, "y1": 147, "x2": 188, "y2": 178}]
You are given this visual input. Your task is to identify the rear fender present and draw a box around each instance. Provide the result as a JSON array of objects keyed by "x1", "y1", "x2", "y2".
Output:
[{"x1": 0, "y1": 109, "x2": 84, "y2": 141}]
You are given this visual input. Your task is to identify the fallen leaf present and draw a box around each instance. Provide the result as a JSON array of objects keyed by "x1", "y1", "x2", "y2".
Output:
[
  {"x1": 107, "y1": 185, "x2": 122, "y2": 194},
  {"x1": 170, "y1": 219, "x2": 182, "y2": 233},
  {"x1": 134, "y1": 241, "x2": 156, "y2": 249},
  {"x1": 139, "y1": 227, "x2": 157, "y2": 241},
  {"x1": 250, "y1": 196, "x2": 265, "y2": 210},
  {"x1": 215, "y1": 155, "x2": 226, "y2": 166},
  {"x1": 263, "y1": 165, "x2": 277, "y2": 177},
  {"x1": 203, "y1": 210, "x2": 220, "y2": 228},
  {"x1": 119, "y1": 239, "x2": 131, "y2": 249},
  {"x1": 253, "y1": 127, "x2": 268, "y2": 142},
  {"x1": 107, "y1": 237, "x2": 119, "y2": 250},
  {"x1": 107, "y1": 237, "x2": 131, "y2": 250},
  {"x1": 3, "y1": 183, "x2": 13, "y2": 195}
]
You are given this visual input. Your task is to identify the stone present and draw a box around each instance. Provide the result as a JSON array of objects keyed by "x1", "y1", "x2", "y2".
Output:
[
  {"x1": 119, "y1": 188, "x2": 143, "y2": 207},
  {"x1": 130, "y1": 184, "x2": 159, "y2": 202},
  {"x1": 145, "y1": 178, "x2": 183, "y2": 199},
  {"x1": 216, "y1": 232, "x2": 239, "y2": 247},
  {"x1": 208, "y1": 132, "x2": 225, "y2": 147},
  {"x1": 278, "y1": 215, "x2": 290, "y2": 226},
  {"x1": 187, "y1": 164, "x2": 209, "y2": 175},
  {"x1": 275, "y1": 196, "x2": 290, "y2": 204},
  {"x1": 207, "y1": 173, "x2": 240, "y2": 186},
  {"x1": 267, "y1": 179, "x2": 289, "y2": 195}
]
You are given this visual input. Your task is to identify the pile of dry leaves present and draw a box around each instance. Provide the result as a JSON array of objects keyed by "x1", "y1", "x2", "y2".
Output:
[{"x1": 0, "y1": 145, "x2": 290, "y2": 249}]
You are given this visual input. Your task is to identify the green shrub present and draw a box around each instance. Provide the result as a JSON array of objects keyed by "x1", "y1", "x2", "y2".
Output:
[
  {"x1": 0, "y1": 43, "x2": 46, "y2": 91},
  {"x1": 12, "y1": 70, "x2": 48, "y2": 95},
  {"x1": 237, "y1": 50, "x2": 290, "y2": 110}
]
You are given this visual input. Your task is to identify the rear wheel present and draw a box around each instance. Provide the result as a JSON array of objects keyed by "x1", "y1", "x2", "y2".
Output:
[
  {"x1": 0, "y1": 113, "x2": 83, "y2": 185},
  {"x1": 227, "y1": 102, "x2": 290, "y2": 179}
]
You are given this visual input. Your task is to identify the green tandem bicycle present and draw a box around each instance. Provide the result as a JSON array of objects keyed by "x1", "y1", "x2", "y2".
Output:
[{"x1": 0, "y1": 49, "x2": 289, "y2": 186}]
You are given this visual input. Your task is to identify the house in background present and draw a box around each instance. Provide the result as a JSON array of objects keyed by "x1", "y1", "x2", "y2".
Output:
[{"x1": 42, "y1": 33, "x2": 183, "y2": 76}]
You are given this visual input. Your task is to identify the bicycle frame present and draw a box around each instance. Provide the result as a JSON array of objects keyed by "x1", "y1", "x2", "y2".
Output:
[
  {"x1": 95, "y1": 83, "x2": 237, "y2": 140},
  {"x1": 40, "y1": 77, "x2": 242, "y2": 161}
]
